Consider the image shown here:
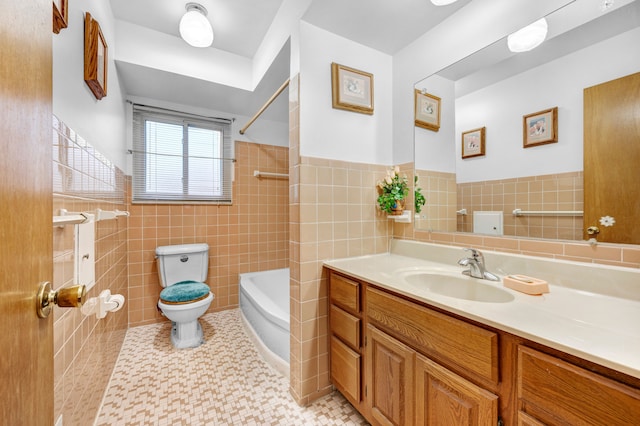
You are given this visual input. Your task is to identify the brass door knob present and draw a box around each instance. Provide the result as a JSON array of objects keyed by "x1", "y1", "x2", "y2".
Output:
[
  {"x1": 36, "y1": 282, "x2": 86, "y2": 318},
  {"x1": 586, "y1": 226, "x2": 600, "y2": 236}
]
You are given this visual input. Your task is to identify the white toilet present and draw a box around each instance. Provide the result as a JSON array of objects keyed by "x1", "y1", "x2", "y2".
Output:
[{"x1": 156, "y1": 243, "x2": 214, "y2": 349}]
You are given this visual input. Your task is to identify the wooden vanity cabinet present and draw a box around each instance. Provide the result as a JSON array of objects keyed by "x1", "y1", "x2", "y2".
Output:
[
  {"x1": 328, "y1": 269, "x2": 640, "y2": 425},
  {"x1": 329, "y1": 272, "x2": 363, "y2": 410},
  {"x1": 366, "y1": 286, "x2": 499, "y2": 426},
  {"x1": 517, "y1": 346, "x2": 640, "y2": 425},
  {"x1": 329, "y1": 271, "x2": 500, "y2": 425}
]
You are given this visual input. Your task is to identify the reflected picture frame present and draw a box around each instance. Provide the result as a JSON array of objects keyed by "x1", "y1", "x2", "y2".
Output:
[
  {"x1": 461, "y1": 127, "x2": 486, "y2": 159},
  {"x1": 53, "y1": 0, "x2": 68, "y2": 34},
  {"x1": 523, "y1": 107, "x2": 558, "y2": 148},
  {"x1": 331, "y1": 62, "x2": 374, "y2": 115},
  {"x1": 84, "y1": 12, "x2": 108, "y2": 100},
  {"x1": 414, "y1": 90, "x2": 441, "y2": 132}
]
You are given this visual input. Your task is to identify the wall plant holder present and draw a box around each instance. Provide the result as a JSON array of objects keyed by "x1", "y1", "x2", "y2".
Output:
[
  {"x1": 84, "y1": 12, "x2": 108, "y2": 100},
  {"x1": 52, "y1": 0, "x2": 68, "y2": 34}
]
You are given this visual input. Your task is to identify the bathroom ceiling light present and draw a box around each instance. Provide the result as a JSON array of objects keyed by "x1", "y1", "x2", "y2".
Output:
[
  {"x1": 430, "y1": 0, "x2": 458, "y2": 5},
  {"x1": 507, "y1": 18, "x2": 548, "y2": 53},
  {"x1": 179, "y1": 2, "x2": 213, "y2": 48}
]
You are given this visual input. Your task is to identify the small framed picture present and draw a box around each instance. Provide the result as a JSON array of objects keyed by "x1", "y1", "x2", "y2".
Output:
[
  {"x1": 414, "y1": 90, "x2": 441, "y2": 132},
  {"x1": 331, "y1": 63, "x2": 374, "y2": 115},
  {"x1": 461, "y1": 127, "x2": 486, "y2": 159},
  {"x1": 523, "y1": 107, "x2": 558, "y2": 148},
  {"x1": 84, "y1": 13, "x2": 108, "y2": 100},
  {"x1": 52, "y1": 0, "x2": 68, "y2": 34}
]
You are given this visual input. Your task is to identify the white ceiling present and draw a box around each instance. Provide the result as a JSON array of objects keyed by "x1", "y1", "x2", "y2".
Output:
[
  {"x1": 109, "y1": 0, "x2": 285, "y2": 58},
  {"x1": 109, "y1": 0, "x2": 471, "y2": 124}
]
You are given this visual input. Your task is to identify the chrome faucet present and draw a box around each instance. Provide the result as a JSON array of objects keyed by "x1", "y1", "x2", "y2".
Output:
[{"x1": 457, "y1": 248, "x2": 500, "y2": 281}]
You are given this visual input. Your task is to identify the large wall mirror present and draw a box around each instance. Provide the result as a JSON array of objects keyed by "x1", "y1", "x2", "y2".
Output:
[{"x1": 414, "y1": 0, "x2": 640, "y2": 244}]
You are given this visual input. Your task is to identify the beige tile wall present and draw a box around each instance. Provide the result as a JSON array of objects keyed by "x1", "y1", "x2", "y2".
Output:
[
  {"x1": 457, "y1": 171, "x2": 583, "y2": 240},
  {"x1": 394, "y1": 166, "x2": 640, "y2": 269},
  {"x1": 415, "y1": 169, "x2": 457, "y2": 232},
  {"x1": 126, "y1": 141, "x2": 289, "y2": 327},
  {"x1": 289, "y1": 73, "x2": 393, "y2": 404},
  {"x1": 52, "y1": 116, "x2": 128, "y2": 424}
]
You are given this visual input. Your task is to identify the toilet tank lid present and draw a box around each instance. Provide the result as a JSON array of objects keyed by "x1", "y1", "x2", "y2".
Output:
[{"x1": 156, "y1": 243, "x2": 209, "y2": 256}]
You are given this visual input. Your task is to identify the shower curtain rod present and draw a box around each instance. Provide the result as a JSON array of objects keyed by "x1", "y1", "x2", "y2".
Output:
[{"x1": 239, "y1": 78, "x2": 290, "y2": 135}]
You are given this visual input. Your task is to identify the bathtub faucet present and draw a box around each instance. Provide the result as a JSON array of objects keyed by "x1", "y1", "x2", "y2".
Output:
[{"x1": 457, "y1": 248, "x2": 500, "y2": 281}]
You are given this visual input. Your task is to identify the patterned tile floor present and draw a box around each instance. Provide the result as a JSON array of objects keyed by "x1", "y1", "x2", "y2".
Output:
[{"x1": 96, "y1": 309, "x2": 369, "y2": 425}]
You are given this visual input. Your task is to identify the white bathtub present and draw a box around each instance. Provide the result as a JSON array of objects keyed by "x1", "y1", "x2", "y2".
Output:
[{"x1": 239, "y1": 268, "x2": 290, "y2": 377}]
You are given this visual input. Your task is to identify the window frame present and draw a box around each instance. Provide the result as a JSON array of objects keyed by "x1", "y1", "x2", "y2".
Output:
[{"x1": 131, "y1": 106, "x2": 233, "y2": 204}]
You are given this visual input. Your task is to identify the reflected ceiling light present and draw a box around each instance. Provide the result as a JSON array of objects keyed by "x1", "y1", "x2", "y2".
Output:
[
  {"x1": 179, "y1": 2, "x2": 213, "y2": 48},
  {"x1": 430, "y1": 0, "x2": 458, "y2": 5},
  {"x1": 507, "y1": 18, "x2": 548, "y2": 53}
]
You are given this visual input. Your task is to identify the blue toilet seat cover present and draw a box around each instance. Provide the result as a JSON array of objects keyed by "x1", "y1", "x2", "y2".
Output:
[{"x1": 160, "y1": 281, "x2": 210, "y2": 304}]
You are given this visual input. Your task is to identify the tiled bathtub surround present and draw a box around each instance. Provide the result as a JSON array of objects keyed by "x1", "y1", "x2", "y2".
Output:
[
  {"x1": 126, "y1": 141, "x2": 289, "y2": 327},
  {"x1": 457, "y1": 171, "x2": 584, "y2": 240},
  {"x1": 52, "y1": 116, "x2": 128, "y2": 424}
]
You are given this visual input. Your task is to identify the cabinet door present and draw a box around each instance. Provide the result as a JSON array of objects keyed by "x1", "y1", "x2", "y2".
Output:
[
  {"x1": 415, "y1": 353, "x2": 498, "y2": 426},
  {"x1": 366, "y1": 325, "x2": 415, "y2": 426}
]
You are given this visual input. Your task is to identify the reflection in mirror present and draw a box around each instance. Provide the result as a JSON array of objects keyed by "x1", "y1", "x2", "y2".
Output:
[{"x1": 413, "y1": 0, "x2": 640, "y2": 243}]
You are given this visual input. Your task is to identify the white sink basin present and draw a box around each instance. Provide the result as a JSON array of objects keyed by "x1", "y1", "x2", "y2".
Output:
[{"x1": 403, "y1": 272, "x2": 514, "y2": 303}]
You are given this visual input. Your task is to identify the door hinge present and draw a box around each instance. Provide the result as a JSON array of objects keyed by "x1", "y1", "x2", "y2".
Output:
[
  {"x1": 365, "y1": 385, "x2": 367, "y2": 397},
  {"x1": 497, "y1": 416, "x2": 504, "y2": 426}
]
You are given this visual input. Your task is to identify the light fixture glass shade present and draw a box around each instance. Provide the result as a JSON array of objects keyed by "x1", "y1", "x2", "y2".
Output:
[
  {"x1": 179, "y1": 3, "x2": 213, "y2": 48},
  {"x1": 507, "y1": 18, "x2": 548, "y2": 53},
  {"x1": 430, "y1": 0, "x2": 458, "y2": 5}
]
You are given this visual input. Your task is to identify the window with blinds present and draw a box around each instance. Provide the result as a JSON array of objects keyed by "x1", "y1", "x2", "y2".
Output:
[{"x1": 131, "y1": 105, "x2": 233, "y2": 203}]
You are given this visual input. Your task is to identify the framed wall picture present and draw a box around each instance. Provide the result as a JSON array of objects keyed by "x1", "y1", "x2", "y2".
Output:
[
  {"x1": 84, "y1": 12, "x2": 108, "y2": 100},
  {"x1": 53, "y1": 0, "x2": 68, "y2": 34},
  {"x1": 414, "y1": 90, "x2": 441, "y2": 131},
  {"x1": 331, "y1": 62, "x2": 374, "y2": 115},
  {"x1": 461, "y1": 127, "x2": 486, "y2": 159},
  {"x1": 523, "y1": 107, "x2": 558, "y2": 148}
]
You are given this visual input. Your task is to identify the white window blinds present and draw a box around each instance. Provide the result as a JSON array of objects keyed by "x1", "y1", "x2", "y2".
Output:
[{"x1": 131, "y1": 105, "x2": 233, "y2": 203}]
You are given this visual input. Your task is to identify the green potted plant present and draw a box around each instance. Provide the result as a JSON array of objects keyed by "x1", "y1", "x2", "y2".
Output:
[
  {"x1": 414, "y1": 175, "x2": 426, "y2": 214},
  {"x1": 377, "y1": 166, "x2": 409, "y2": 215}
]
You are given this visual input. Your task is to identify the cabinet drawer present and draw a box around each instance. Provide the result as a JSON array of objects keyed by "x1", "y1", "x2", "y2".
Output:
[
  {"x1": 330, "y1": 272, "x2": 360, "y2": 314},
  {"x1": 366, "y1": 286, "x2": 499, "y2": 384},
  {"x1": 518, "y1": 346, "x2": 640, "y2": 425},
  {"x1": 330, "y1": 305, "x2": 360, "y2": 350},
  {"x1": 331, "y1": 335, "x2": 361, "y2": 404}
]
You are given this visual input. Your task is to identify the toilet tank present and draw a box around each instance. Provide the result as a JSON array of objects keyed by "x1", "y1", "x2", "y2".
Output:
[{"x1": 155, "y1": 243, "x2": 209, "y2": 288}]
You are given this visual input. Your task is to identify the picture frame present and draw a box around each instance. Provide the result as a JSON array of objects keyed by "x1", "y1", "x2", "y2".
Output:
[
  {"x1": 53, "y1": 0, "x2": 68, "y2": 34},
  {"x1": 331, "y1": 63, "x2": 374, "y2": 115},
  {"x1": 84, "y1": 12, "x2": 108, "y2": 100},
  {"x1": 461, "y1": 127, "x2": 486, "y2": 159},
  {"x1": 414, "y1": 89, "x2": 441, "y2": 131},
  {"x1": 523, "y1": 107, "x2": 558, "y2": 148}
]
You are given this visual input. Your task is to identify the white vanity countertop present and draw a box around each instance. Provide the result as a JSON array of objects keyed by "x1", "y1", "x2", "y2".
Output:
[{"x1": 324, "y1": 245, "x2": 640, "y2": 380}]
